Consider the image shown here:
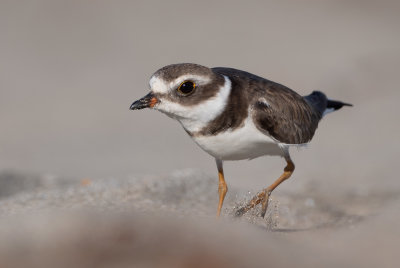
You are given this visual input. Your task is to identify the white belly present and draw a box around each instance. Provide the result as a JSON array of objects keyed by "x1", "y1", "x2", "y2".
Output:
[{"x1": 190, "y1": 117, "x2": 284, "y2": 160}]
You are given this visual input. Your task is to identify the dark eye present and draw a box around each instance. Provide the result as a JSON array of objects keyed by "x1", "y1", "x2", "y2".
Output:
[{"x1": 177, "y1": 81, "x2": 196, "y2": 95}]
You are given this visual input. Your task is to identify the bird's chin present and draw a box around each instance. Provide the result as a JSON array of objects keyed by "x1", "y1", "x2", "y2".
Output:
[{"x1": 155, "y1": 108, "x2": 179, "y2": 120}]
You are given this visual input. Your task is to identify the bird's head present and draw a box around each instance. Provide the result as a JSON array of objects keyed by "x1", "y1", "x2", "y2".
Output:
[{"x1": 130, "y1": 63, "x2": 231, "y2": 133}]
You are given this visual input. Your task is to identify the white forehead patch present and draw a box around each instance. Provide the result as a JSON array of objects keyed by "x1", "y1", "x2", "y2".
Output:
[
  {"x1": 149, "y1": 74, "x2": 211, "y2": 94},
  {"x1": 149, "y1": 75, "x2": 168, "y2": 94}
]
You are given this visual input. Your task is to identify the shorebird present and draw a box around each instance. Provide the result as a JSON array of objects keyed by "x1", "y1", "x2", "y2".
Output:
[{"x1": 130, "y1": 63, "x2": 352, "y2": 217}]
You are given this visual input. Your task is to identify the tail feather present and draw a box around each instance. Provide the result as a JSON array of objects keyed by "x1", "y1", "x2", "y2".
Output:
[
  {"x1": 304, "y1": 91, "x2": 352, "y2": 117},
  {"x1": 326, "y1": 99, "x2": 353, "y2": 110}
]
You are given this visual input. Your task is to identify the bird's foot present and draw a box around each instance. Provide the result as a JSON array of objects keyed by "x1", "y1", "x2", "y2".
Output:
[{"x1": 235, "y1": 190, "x2": 271, "y2": 218}]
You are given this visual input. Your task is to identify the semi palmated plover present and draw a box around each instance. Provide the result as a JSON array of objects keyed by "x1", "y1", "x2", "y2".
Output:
[{"x1": 130, "y1": 63, "x2": 352, "y2": 218}]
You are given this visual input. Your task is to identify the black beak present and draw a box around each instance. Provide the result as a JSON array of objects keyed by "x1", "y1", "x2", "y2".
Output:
[{"x1": 130, "y1": 92, "x2": 158, "y2": 110}]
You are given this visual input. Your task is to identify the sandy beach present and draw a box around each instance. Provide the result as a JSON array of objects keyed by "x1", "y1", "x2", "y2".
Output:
[{"x1": 1, "y1": 0, "x2": 399, "y2": 267}]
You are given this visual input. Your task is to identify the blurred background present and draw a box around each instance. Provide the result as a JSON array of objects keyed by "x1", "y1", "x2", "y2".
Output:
[
  {"x1": 0, "y1": 0, "x2": 399, "y2": 267},
  {"x1": 1, "y1": 0, "x2": 399, "y2": 188}
]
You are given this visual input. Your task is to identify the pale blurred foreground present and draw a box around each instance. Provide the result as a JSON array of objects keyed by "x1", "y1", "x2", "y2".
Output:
[{"x1": 0, "y1": 170, "x2": 399, "y2": 268}]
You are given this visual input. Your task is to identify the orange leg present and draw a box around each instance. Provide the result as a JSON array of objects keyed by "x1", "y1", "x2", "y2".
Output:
[
  {"x1": 216, "y1": 159, "x2": 228, "y2": 218},
  {"x1": 236, "y1": 157, "x2": 295, "y2": 218}
]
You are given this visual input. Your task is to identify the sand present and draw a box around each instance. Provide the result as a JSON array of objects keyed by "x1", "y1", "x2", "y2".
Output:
[
  {"x1": 0, "y1": 170, "x2": 399, "y2": 268},
  {"x1": 1, "y1": 0, "x2": 399, "y2": 267}
]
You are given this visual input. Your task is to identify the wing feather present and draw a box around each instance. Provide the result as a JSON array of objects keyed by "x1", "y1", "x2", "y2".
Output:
[{"x1": 213, "y1": 67, "x2": 322, "y2": 144}]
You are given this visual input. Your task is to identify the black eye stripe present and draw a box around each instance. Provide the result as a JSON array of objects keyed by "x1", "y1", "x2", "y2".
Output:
[{"x1": 177, "y1": 81, "x2": 196, "y2": 95}]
